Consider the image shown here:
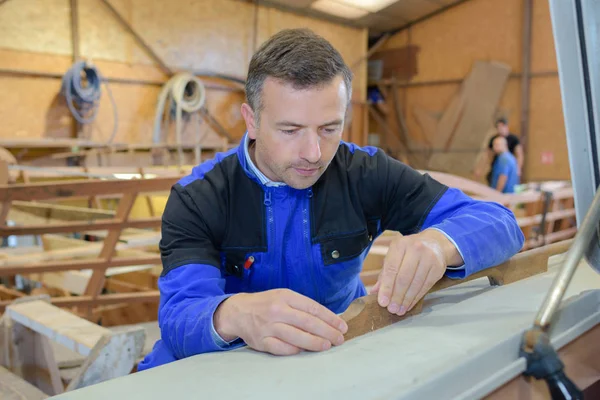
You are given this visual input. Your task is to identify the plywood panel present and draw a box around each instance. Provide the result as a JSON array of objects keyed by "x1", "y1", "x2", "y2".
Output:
[
  {"x1": 0, "y1": 76, "x2": 72, "y2": 140},
  {"x1": 404, "y1": 83, "x2": 460, "y2": 149},
  {"x1": 382, "y1": 29, "x2": 409, "y2": 50},
  {"x1": 408, "y1": 0, "x2": 522, "y2": 82},
  {"x1": 531, "y1": 0, "x2": 559, "y2": 73},
  {"x1": 0, "y1": 0, "x2": 364, "y2": 147},
  {"x1": 527, "y1": 76, "x2": 570, "y2": 181},
  {"x1": 0, "y1": 0, "x2": 71, "y2": 56},
  {"x1": 80, "y1": 0, "x2": 150, "y2": 65},
  {"x1": 129, "y1": 0, "x2": 253, "y2": 76}
]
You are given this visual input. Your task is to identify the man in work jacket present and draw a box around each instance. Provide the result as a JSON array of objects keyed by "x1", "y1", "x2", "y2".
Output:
[{"x1": 139, "y1": 28, "x2": 524, "y2": 371}]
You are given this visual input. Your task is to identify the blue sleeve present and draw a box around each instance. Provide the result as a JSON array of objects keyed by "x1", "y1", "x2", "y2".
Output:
[
  {"x1": 158, "y1": 263, "x2": 245, "y2": 359},
  {"x1": 496, "y1": 157, "x2": 510, "y2": 176},
  {"x1": 421, "y1": 188, "x2": 524, "y2": 279}
]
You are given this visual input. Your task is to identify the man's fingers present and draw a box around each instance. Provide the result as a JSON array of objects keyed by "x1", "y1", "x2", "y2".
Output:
[
  {"x1": 273, "y1": 323, "x2": 332, "y2": 352},
  {"x1": 282, "y1": 308, "x2": 345, "y2": 346},
  {"x1": 408, "y1": 263, "x2": 443, "y2": 311},
  {"x1": 286, "y1": 293, "x2": 348, "y2": 334},
  {"x1": 389, "y1": 249, "x2": 419, "y2": 314},
  {"x1": 378, "y1": 242, "x2": 407, "y2": 307},
  {"x1": 262, "y1": 336, "x2": 301, "y2": 356},
  {"x1": 398, "y1": 258, "x2": 430, "y2": 315},
  {"x1": 369, "y1": 277, "x2": 381, "y2": 294}
]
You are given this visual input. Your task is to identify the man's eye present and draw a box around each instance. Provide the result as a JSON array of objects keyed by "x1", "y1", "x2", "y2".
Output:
[
  {"x1": 324, "y1": 128, "x2": 337, "y2": 134},
  {"x1": 281, "y1": 129, "x2": 297, "y2": 135}
]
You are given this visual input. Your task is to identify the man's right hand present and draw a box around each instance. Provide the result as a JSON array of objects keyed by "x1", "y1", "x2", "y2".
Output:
[{"x1": 213, "y1": 289, "x2": 348, "y2": 355}]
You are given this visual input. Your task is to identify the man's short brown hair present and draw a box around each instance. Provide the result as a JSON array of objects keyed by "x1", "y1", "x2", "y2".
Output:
[{"x1": 245, "y1": 28, "x2": 353, "y2": 122}]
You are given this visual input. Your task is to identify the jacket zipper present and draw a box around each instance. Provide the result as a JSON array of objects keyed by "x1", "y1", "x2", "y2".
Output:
[
  {"x1": 264, "y1": 189, "x2": 275, "y2": 288},
  {"x1": 303, "y1": 188, "x2": 320, "y2": 303}
]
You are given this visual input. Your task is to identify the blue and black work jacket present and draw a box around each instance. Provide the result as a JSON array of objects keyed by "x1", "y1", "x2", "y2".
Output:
[{"x1": 139, "y1": 134, "x2": 524, "y2": 370}]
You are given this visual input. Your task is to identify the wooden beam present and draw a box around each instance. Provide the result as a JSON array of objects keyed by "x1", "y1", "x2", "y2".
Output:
[
  {"x1": 6, "y1": 300, "x2": 111, "y2": 356},
  {"x1": 0, "y1": 291, "x2": 161, "y2": 311},
  {"x1": 0, "y1": 284, "x2": 24, "y2": 300},
  {"x1": 520, "y1": 0, "x2": 533, "y2": 163},
  {"x1": 0, "y1": 365, "x2": 48, "y2": 400},
  {"x1": 85, "y1": 193, "x2": 138, "y2": 299},
  {"x1": 0, "y1": 255, "x2": 161, "y2": 275},
  {"x1": 98, "y1": 0, "x2": 173, "y2": 76},
  {"x1": 11, "y1": 200, "x2": 115, "y2": 221},
  {"x1": 0, "y1": 217, "x2": 161, "y2": 236},
  {"x1": 0, "y1": 176, "x2": 178, "y2": 202}
]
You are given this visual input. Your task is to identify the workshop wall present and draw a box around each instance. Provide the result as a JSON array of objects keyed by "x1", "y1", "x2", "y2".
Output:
[
  {"x1": 0, "y1": 0, "x2": 367, "y2": 146},
  {"x1": 375, "y1": 0, "x2": 568, "y2": 182}
]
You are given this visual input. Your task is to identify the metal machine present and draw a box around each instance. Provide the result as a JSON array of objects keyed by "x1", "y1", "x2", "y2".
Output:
[{"x1": 521, "y1": 1, "x2": 600, "y2": 398}]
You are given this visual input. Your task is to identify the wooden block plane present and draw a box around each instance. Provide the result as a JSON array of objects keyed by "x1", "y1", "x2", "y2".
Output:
[{"x1": 341, "y1": 239, "x2": 573, "y2": 341}]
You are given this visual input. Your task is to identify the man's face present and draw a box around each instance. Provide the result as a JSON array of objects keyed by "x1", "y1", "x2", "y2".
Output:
[
  {"x1": 493, "y1": 136, "x2": 508, "y2": 154},
  {"x1": 241, "y1": 76, "x2": 348, "y2": 189},
  {"x1": 496, "y1": 122, "x2": 509, "y2": 136}
]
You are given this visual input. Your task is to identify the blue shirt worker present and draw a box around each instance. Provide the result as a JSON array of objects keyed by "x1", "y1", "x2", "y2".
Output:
[
  {"x1": 490, "y1": 136, "x2": 520, "y2": 193},
  {"x1": 139, "y1": 29, "x2": 525, "y2": 371}
]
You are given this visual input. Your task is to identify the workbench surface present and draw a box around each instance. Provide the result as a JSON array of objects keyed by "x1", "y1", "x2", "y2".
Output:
[{"x1": 52, "y1": 257, "x2": 600, "y2": 400}]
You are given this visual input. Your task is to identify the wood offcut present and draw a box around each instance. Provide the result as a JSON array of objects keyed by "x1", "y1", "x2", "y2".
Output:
[{"x1": 342, "y1": 239, "x2": 572, "y2": 341}]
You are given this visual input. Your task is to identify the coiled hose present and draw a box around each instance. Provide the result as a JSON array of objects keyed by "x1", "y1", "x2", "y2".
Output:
[
  {"x1": 153, "y1": 73, "x2": 206, "y2": 166},
  {"x1": 61, "y1": 61, "x2": 118, "y2": 144}
]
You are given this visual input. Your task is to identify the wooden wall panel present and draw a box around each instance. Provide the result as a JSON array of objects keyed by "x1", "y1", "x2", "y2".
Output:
[
  {"x1": 409, "y1": 0, "x2": 522, "y2": 82},
  {"x1": 404, "y1": 83, "x2": 460, "y2": 149},
  {"x1": 128, "y1": 0, "x2": 253, "y2": 76},
  {"x1": 531, "y1": 0, "x2": 559, "y2": 73},
  {"x1": 0, "y1": 0, "x2": 366, "y2": 146},
  {"x1": 0, "y1": 77, "x2": 72, "y2": 140},
  {"x1": 527, "y1": 77, "x2": 570, "y2": 181},
  {"x1": 375, "y1": 0, "x2": 569, "y2": 182},
  {"x1": 0, "y1": 0, "x2": 72, "y2": 56},
  {"x1": 80, "y1": 0, "x2": 151, "y2": 65},
  {"x1": 255, "y1": 6, "x2": 367, "y2": 100}
]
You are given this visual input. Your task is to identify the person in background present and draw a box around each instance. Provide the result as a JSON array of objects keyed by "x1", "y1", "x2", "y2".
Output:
[
  {"x1": 487, "y1": 117, "x2": 524, "y2": 180},
  {"x1": 490, "y1": 136, "x2": 520, "y2": 193}
]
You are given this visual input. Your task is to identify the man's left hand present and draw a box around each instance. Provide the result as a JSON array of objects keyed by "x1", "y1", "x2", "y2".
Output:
[{"x1": 370, "y1": 229, "x2": 463, "y2": 316}]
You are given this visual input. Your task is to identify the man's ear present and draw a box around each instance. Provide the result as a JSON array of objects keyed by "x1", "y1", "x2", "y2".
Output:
[{"x1": 241, "y1": 103, "x2": 258, "y2": 140}]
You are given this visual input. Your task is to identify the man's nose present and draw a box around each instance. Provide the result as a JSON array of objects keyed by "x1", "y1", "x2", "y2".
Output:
[{"x1": 300, "y1": 131, "x2": 321, "y2": 163}]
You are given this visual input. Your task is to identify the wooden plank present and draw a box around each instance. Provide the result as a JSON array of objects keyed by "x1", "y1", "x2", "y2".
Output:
[
  {"x1": 0, "y1": 234, "x2": 160, "y2": 268},
  {"x1": 351, "y1": 240, "x2": 573, "y2": 339},
  {"x1": 65, "y1": 327, "x2": 145, "y2": 392},
  {"x1": 0, "y1": 285, "x2": 24, "y2": 301},
  {"x1": 0, "y1": 255, "x2": 161, "y2": 276},
  {"x1": 0, "y1": 217, "x2": 161, "y2": 236},
  {"x1": 8, "y1": 323, "x2": 63, "y2": 396},
  {"x1": 0, "y1": 365, "x2": 48, "y2": 400},
  {"x1": 428, "y1": 61, "x2": 512, "y2": 175},
  {"x1": 85, "y1": 193, "x2": 139, "y2": 300},
  {"x1": 11, "y1": 201, "x2": 115, "y2": 221},
  {"x1": 0, "y1": 177, "x2": 178, "y2": 202},
  {"x1": 516, "y1": 208, "x2": 576, "y2": 228},
  {"x1": 6, "y1": 300, "x2": 110, "y2": 356},
  {"x1": 341, "y1": 295, "x2": 424, "y2": 341},
  {"x1": 0, "y1": 291, "x2": 160, "y2": 311}
]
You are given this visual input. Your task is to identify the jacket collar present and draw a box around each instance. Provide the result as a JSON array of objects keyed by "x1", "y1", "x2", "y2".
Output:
[{"x1": 236, "y1": 132, "x2": 287, "y2": 188}]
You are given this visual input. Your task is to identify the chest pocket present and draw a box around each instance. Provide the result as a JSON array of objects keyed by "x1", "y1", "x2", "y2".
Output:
[
  {"x1": 319, "y1": 228, "x2": 372, "y2": 265},
  {"x1": 221, "y1": 249, "x2": 251, "y2": 292}
]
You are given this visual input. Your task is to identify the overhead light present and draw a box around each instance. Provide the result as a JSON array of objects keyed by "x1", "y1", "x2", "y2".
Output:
[
  {"x1": 334, "y1": 0, "x2": 398, "y2": 13},
  {"x1": 310, "y1": 0, "x2": 369, "y2": 19}
]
